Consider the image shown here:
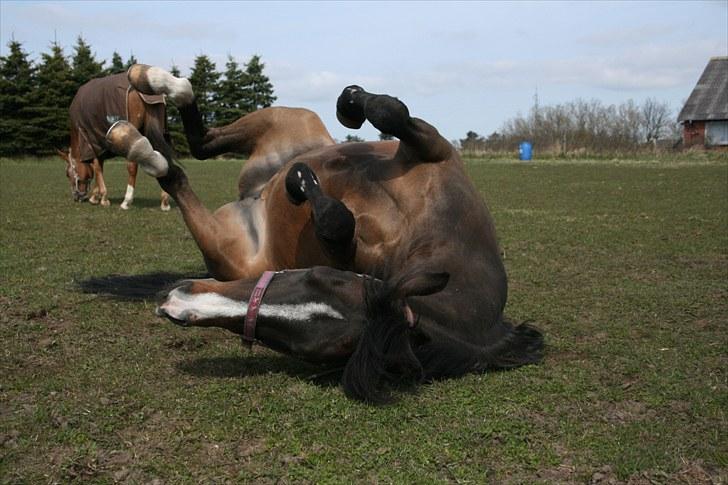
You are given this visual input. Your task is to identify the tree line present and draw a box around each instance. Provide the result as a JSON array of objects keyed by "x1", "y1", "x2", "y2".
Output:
[
  {"x1": 0, "y1": 37, "x2": 276, "y2": 157},
  {"x1": 458, "y1": 96, "x2": 681, "y2": 157}
]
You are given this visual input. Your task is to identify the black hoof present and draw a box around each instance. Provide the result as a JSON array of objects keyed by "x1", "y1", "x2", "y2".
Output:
[
  {"x1": 336, "y1": 85, "x2": 366, "y2": 129},
  {"x1": 285, "y1": 162, "x2": 321, "y2": 205},
  {"x1": 313, "y1": 198, "x2": 356, "y2": 248}
]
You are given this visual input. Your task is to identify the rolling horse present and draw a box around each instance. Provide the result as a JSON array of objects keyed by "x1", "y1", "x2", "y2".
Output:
[
  {"x1": 58, "y1": 72, "x2": 172, "y2": 210},
  {"x1": 105, "y1": 65, "x2": 544, "y2": 402}
]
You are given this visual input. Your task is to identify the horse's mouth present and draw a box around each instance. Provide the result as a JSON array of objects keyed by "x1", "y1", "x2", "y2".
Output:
[{"x1": 155, "y1": 306, "x2": 189, "y2": 327}]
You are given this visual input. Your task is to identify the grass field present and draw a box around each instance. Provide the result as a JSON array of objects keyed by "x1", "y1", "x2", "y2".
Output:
[{"x1": 1, "y1": 157, "x2": 726, "y2": 483}]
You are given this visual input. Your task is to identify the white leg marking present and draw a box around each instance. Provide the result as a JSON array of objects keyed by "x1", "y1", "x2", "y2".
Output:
[{"x1": 120, "y1": 184, "x2": 134, "y2": 210}]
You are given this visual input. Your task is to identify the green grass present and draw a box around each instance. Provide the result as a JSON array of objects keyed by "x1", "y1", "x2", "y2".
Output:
[{"x1": 1, "y1": 157, "x2": 726, "y2": 483}]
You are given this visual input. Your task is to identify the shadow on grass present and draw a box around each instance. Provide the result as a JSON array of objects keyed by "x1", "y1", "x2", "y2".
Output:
[
  {"x1": 178, "y1": 355, "x2": 344, "y2": 388},
  {"x1": 77, "y1": 271, "x2": 208, "y2": 301}
]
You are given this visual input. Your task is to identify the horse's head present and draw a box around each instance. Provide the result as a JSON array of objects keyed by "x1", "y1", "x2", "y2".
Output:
[{"x1": 57, "y1": 148, "x2": 93, "y2": 202}]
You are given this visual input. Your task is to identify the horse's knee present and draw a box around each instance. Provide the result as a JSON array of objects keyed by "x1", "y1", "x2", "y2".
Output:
[{"x1": 285, "y1": 163, "x2": 355, "y2": 257}]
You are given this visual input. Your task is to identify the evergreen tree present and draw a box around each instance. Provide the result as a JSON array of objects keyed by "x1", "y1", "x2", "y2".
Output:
[
  {"x1": 124, "y1": 53, "x2": 138, "y2": 69},
  {"x1": 107, "y1": 51, "x2": 125, "y2": 74},
  {"x1": 188, "y1": 54, "x2": 220, "y2": 124},
  {"x1": 31, "y1": 42, "x2": 76, "y2": 153},
  {"x1": 166, "y1": 64, "x2": 190, "y2": 155},
  {"x1": 71, "y1": 35, "x2": 104, "y2": 89},
  {"x1": 0, "y1": 39, "x2": 38, "y2": 155},
  {"x1": 214, "y1": 54, "x2": 250, "y2": 126},
  {"x1": 244, "y1": 55, "x2": 276, "y2": 110}
]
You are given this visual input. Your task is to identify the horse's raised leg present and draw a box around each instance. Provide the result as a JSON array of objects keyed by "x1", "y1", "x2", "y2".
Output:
[
  {"x1": 128, "y1": 64, "x2": 336, "y2": 201},
  {"x1": 285, "y1": 162, "x2": 356, "y2": 263},
  {"x1": 336, "y1": 86, "x2": 453, "y2": 163},
  {"x1": 106, "y1": 121, "x2": 168, "y2": 177},
  {"x1": 106, "y1": 121, "x2": 253, "y2": 280},
  {"x1": 120, "y1": 161, "x2": 137, "y2": 210}
]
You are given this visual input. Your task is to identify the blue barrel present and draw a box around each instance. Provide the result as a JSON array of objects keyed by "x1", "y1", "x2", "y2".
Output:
[{"x1": 519, "y1": 141, "x2": 533, "y2": 161}]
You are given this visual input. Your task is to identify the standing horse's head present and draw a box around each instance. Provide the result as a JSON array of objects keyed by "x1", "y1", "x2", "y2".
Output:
[{"x1": 57, "y1": 148, "x2": 93, "y2": 202}]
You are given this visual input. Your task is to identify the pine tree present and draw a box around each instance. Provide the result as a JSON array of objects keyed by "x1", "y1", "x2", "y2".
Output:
[
  {"x1": 124, "y1": 53, "x2": 138, "y2": 69},
  {"x1": 31, "y1": 42, "x2": 76, "y2": 154},
  {"x1": 107, "y1": 51, "x2": 125, "y2": 74},
  {"x1": 0, "y1": 39, "x2": 38, "y2": 155},
  {"x1": 188, "y1": 54, "x2": 220, "y2": 124},
  {"x1": 244, "y1": 55, "x2": 276, "y2": 110},
  {"x1": 166, "y1": 64, "x2": 190, "y2": 155},
  {"x1": 71, "y1": 35, "x2": 105, "y2": 89},
  {"x1": 214, "y1": 54, "x2": 250, "y2": 126}
]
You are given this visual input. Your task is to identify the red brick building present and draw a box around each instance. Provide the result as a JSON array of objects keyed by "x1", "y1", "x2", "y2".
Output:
[{"x1": 678, "y1": 57, "x2": 728, "y2": 149}]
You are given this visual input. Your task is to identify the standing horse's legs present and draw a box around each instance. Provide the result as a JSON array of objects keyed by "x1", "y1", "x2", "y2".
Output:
[
  {"x1": 160, "y1": 190, "x2": 171, "y2": 211},
  {"x1": 89, "y1": 159, "x2": 110, "y2": 207},
  {"x1": 336, "y1": 86, "x2": 453, "y2": 163},
  {"x1": 120, "y1": 161, "x2": 138, "y2": 210}
]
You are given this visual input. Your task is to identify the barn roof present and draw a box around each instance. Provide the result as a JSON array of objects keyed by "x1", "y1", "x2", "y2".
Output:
[{"x1": 678, "y1": 57, "x2": 728, "y2": 123}]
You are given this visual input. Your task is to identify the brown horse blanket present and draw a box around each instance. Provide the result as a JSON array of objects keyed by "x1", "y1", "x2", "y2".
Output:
[{"x1": 69, "y1": 73, "x2": 165, "y2": 162}]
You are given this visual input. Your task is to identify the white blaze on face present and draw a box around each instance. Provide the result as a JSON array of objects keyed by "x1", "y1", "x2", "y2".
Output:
[{"x1": 157, "y1": 288, "x2": 344, "y2": 323}]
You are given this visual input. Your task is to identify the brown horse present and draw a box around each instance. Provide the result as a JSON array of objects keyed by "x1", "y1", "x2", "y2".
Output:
[
  {"x1": 106, "y1": 65, "x2": 543, "y2": 403},
  {"x1": 59, "y1": 73, "x2": 172, "y2": 210}
]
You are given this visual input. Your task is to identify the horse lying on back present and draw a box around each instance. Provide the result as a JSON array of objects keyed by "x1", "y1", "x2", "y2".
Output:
[{"x1": 106, "y1": 65, "x2": 544, "y2": 403}]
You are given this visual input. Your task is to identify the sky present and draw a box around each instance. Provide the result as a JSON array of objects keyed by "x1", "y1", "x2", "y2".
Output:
[{"x1": 1, "y1": 1, "x2": 727, "y2": 142}]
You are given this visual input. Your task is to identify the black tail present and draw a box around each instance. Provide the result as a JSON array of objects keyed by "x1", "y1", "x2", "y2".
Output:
[
  {"x1": 415, "y1": 319, "x2": 544, "y2": 380},
  {"x1": 341, "y1": 277, "x2": 423, "y2": 404}
]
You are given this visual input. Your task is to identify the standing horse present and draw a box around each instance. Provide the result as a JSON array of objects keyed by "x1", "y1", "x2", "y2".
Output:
[
  {"x1": 106, "y1": 65, "x2": 543, "y2": 403},
  {"x1": 58, "y1": 72, "x2": 172, "y2": 210}
]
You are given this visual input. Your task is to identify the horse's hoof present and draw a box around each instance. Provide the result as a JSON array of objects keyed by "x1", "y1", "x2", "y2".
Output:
[
  {"x1": 160, "y1": 204, "x2": 171, "y2": 212},
  {"x1": 101, "y1": 199, "x2": 111, "y2": 207},
  {"x1": 107, "y1": 121, "x2": 169, "y2": 178},
  {"x1": 336, "y1": 85, "x2": 366, "y2": 129},
  {"x1": 285, "y1": 162, "x2": 320, "y2": 205},
  {"x1": 120, "y1": 202, "x2": 130, "y2": 210},
  {"x1": 89, "y1": 198, "x2": 99, "y2": 205}
]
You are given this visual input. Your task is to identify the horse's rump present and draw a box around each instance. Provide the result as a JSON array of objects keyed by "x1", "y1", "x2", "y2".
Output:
[{"x1": 70, "y1": 73, "x2": 165, "y2": 162}]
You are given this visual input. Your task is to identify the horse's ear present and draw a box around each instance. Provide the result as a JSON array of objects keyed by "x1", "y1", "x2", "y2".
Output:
[
  {"x1": 393, "y1": 271, "x2": 449, "y2": 298},
  {"x1": 56, "y1": 148, "x2": 70, "y2": 162}
]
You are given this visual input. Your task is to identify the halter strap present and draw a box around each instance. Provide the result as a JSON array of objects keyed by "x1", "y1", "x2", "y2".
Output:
[{"x1": 241, "y1": 271, "x2": 276, "y2": 348}]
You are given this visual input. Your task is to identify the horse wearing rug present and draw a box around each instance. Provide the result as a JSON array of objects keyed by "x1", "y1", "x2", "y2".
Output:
[
  {"x1": 106, "y1": 65, "x2": 543, "y2": 403},
  {"x1": 58, "y1": 73, "x2": 172, "y2": 210}
]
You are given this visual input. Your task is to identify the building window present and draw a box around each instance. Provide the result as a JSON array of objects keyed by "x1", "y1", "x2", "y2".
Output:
[{"x1": 705, "y1": 121, "x2": 728, "y2": 146}]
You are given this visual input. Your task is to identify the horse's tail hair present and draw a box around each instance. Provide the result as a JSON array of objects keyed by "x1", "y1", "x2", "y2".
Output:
[{"x1": 415, "y1": 319, "x2": 544, "y2": 380}]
